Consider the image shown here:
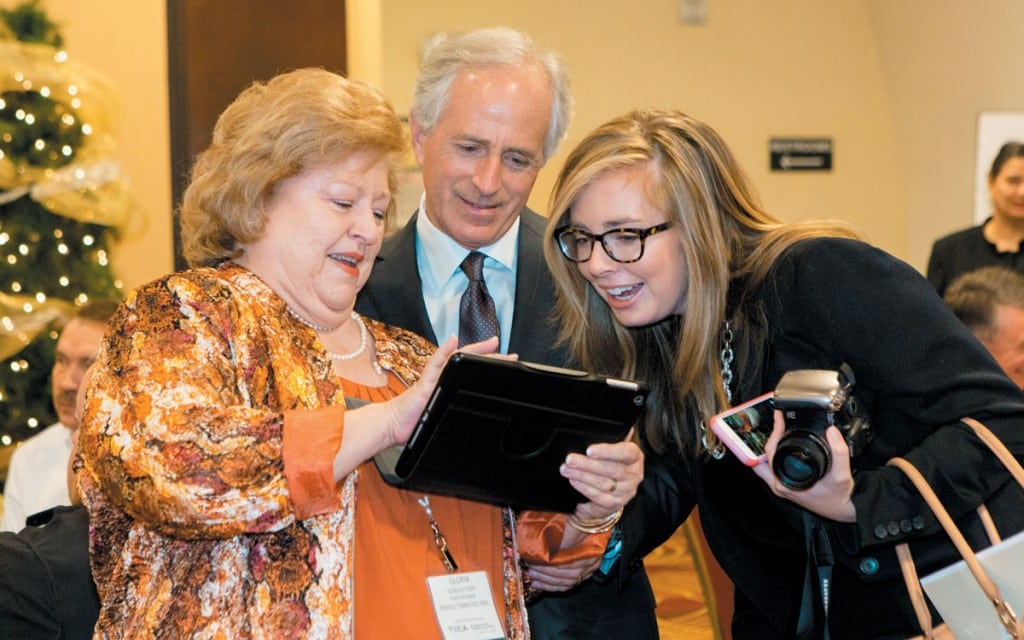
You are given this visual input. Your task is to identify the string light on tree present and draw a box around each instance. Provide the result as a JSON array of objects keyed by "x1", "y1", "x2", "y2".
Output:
[{"x1": 0, "y1": 0, "x2": 143, "y2": 450}]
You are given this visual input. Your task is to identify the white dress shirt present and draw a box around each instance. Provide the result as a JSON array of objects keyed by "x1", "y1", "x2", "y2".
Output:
[
  {"x1": 414, "y1": 194, "x2": 520, "y2": 353},
  {"x1": 0, "y1": 421, "x2": 72, "y2": 532}
]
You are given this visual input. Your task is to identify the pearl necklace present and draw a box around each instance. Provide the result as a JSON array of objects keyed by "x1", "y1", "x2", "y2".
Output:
[
  {"x1": 326, "y1": 311, "x2": 367, "y2": 361},
  {"x1": 288, "y1": 308, "x2": 383, "y2": 375},
  {"x1": 287, "y1": 307, "x2": 341, "y2": 333}
]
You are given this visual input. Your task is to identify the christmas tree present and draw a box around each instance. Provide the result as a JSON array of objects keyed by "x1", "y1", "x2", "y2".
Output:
[{"x1": 0, "y1": 0, "x2": 140, "y2": 451}]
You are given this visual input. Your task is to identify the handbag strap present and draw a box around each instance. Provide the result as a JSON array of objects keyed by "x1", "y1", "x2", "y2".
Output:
[
  {"x1": 959, "y1": 416, "x2": 1024, "y2": 546},
  {"x1": 888, "y1": 416, "x2": 1024, "y2": 638},
  {"x1": 978, "y1": 503, "x2": 1001, "y2": 545},
  {"x1": 895, "y1": 542, "x2": 937, "y2": 639},
  {"x1": 961, "y1": 417, "x2": 1024, "y2": 487}
]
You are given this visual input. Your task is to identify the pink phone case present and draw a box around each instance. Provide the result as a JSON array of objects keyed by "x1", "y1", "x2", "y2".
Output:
[{"x1": 709, "y1": 392, "x2": 774, "y2": 466}]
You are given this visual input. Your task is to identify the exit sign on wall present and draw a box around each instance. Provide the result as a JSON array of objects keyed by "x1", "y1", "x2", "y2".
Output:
[{"x1": 770, "y1": 138, "x2": 833, "y2": 171}]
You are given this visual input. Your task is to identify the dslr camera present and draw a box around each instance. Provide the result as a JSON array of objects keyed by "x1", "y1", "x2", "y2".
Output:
[{"x1": 771, "y1": 364, "x2": 871, "y2": 490}]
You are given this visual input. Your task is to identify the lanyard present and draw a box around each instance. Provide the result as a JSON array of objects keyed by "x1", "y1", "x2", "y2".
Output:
[{"x1": 418, "y1": 496, "x2": 458, "y2": 573}]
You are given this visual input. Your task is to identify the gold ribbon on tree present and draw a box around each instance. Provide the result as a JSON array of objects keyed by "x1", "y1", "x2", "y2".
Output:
[
  {"x1": 0, "y1": 38, "x2": 144, "y2": 237},
  {"x1": 0, "y1": 292, "x2": 74, "y2": 360}
]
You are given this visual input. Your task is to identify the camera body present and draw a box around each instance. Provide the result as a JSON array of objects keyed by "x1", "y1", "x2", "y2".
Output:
[{"x1": 771, "y1": 365, "x2": 871, "y2": 489}]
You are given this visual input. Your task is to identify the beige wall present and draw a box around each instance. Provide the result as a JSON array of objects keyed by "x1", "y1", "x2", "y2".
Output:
[
  {"x1": 42, "y1": 0, "x2": 171, "y2": 293},
  {"x1": 865, "y1": 0, "x2": 1024, "y2": 273},
  {"x1": 369, "y1": 0, "x2": 906, "y2": 257},
  {"x1": 38, "y1": 1, "x2": 1024, "y2": 288}
]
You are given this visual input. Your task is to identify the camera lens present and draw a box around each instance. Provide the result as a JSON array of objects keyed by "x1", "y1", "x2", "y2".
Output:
[
  {"x1": 778, "y1": 451, "x2": 818, "y2": 485},
  {"x1": 773, "y1": 430, "x2": 831, "y2": 490}
]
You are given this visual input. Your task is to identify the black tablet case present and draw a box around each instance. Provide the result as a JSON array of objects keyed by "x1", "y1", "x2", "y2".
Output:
[{"x1": 372, "y1": 353, "x2": 649, "y2": 513}]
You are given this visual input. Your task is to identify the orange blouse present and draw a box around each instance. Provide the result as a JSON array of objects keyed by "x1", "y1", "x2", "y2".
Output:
[{"x1": 343, "y1": 375, "x2": 507, "y2": 638}]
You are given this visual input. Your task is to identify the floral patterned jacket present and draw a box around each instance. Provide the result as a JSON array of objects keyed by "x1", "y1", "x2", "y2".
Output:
[{"x1": 78, "y1": 262, "x2": 528, "y2": 639}]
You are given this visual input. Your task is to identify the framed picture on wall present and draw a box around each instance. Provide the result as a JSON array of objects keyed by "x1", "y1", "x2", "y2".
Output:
[{"x1": 974, "y1": 111, "x2": 1024, "y2": 224}]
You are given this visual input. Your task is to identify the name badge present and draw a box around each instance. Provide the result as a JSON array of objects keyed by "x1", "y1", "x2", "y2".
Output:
[{"x1": 426, "y1": 570, "x2": 504, "y2": 640}]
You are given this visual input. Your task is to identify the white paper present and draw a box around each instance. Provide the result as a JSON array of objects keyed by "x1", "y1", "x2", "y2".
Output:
[
  {"x1": 920, "y1": 528, "x2": 1024, "y2": 639},
  {"x1": 974, "y1": 112, "x2": 1024, "y2": 224},
  {"x1": 426, "y1": 571, "x2": 504, "y2": 640}
]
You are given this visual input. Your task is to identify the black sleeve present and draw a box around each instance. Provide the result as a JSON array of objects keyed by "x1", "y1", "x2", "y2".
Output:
[
  {"x1": 0, "y1": 530, "x2": 61, "y2": 639},
  {"x1": 614, "y1": 449, "x2": 695, "y2": 584}
]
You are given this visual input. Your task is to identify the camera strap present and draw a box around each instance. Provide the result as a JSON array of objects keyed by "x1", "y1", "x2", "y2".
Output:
[{"x1": 796, "y1": 511, "x2": 835, "y2": 640}]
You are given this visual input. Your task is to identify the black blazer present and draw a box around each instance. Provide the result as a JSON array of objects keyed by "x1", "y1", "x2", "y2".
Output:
[{"x1": 356, "y1": 208, "x2": 659, "y2": 640}]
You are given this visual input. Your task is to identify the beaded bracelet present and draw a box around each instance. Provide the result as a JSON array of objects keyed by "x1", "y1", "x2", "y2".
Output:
[{"x1": 567, "y1": 508, "x2": 624, "y2": 534}]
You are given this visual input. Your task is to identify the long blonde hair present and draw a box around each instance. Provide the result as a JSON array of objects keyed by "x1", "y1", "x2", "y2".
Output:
[{"x1": 544, "y1": 109, "x2": 860, "y2": 454}]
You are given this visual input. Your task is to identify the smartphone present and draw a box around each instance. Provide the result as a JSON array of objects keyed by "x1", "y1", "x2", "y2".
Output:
[{"x1": 709, "y1": 392, "x2": 775, "y2": 466}]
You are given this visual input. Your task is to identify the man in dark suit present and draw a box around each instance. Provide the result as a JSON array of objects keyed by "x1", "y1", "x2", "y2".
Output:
[
  {"x1": 356, "y1": 26, "x2": 659, "y2": 640},
  {"x1": 0, "y1": 505, "x2": 98, "y2": 639},
  {"x1": 1, "y1": 384, "x2": 99, "y2": 639}
]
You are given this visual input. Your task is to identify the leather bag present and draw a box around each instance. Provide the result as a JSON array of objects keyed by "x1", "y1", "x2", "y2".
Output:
[{"x1": 890, "y1": 417, "x2": 1024, "y2": 640}]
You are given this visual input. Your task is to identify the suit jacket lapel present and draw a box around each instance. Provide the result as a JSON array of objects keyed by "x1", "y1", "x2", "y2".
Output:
[{"x1": 508, "y1": 209, "x2": 563, "y2": 364}]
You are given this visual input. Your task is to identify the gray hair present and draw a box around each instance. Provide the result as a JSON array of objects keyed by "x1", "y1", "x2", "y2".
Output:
[
  {"x1": 411, "y1": 27, "x2": 573, "y2": 162},
  {"x1": 945, "y1": 266, "x2": 1024, "y2": 338}
]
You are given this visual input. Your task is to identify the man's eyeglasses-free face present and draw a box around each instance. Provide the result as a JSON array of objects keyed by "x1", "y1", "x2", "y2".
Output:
[{"x1": 554, "y1": 222, "x2": 672, "y2": 264}]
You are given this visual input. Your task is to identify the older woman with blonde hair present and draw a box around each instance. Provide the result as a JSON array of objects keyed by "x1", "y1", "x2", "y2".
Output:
[
  {"x1": 78, "y1": 68, "x2": 640, "y2": 639},
  {"x1": 544, "y1": 108, "x2": 1024, "y2": 638}
]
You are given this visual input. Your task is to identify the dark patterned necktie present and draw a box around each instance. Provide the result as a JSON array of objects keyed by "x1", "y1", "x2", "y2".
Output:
[{"x1": 458, "y1": 251, "x2": 500, "y2": 347}]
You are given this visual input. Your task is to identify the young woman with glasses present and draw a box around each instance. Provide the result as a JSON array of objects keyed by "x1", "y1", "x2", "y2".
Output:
[{"x1": 542, "y1": 109, "x2": 1024, "y2": 639}]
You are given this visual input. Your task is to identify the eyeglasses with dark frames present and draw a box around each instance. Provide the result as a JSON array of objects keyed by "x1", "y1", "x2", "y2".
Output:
[{"x1": 554, "y1": 222, "x2": 672, "y2": 264}]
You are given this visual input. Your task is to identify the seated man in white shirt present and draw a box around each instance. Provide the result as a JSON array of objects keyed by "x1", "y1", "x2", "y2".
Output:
[{"x1": 0, "y1": 298, "x2": 119, "y2": 532}]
